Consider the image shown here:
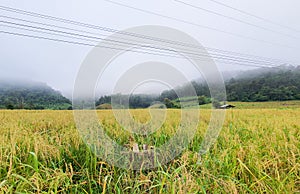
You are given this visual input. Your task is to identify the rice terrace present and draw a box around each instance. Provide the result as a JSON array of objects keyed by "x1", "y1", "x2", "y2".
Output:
[{"x1": 1, "y1": 0, "x2": 300, "y2": 193}]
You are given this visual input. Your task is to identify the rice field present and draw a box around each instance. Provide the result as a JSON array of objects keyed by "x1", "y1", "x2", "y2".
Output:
[{"x1": 0, "y1": 104, "x2": 299, "y2": 193}]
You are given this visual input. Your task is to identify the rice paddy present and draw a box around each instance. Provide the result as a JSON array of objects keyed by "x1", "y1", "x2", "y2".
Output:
[{"x1": 0, "y1": 103, "x2": 299, "y2": 193}]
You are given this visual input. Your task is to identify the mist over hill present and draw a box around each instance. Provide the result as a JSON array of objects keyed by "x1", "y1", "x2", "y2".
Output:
[
  {"x1": 1, "y1": 66, "x2": 300, "y2": 110},
  {"x1": 0, "y1": 79, "x2": 71, "y2": 110},
  {"x1": 95, "y1": 66, "x2": 300, "y2": 108},
  {"x1": 177, "y1": 66, "x2": 300, "y2": 102},
  {"x1": 224, "y1": 66, "x2": 300, "y2": 101}
]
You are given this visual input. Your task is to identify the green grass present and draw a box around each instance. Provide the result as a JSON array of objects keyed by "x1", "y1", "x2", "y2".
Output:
[
  {"x1": 198, "y1": 100, "x2": 300, "y2": 109},
  {"x1": 228, "y1": 100, "x2": 300, "y2": 109},
  {"x1": 0, "y1": 102, "x2": 299, "y2": 193}
]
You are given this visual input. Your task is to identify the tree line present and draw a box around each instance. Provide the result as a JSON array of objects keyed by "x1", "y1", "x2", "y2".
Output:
[{"x1": 96, "y1": 66, "x2": 300, "y2": 108}]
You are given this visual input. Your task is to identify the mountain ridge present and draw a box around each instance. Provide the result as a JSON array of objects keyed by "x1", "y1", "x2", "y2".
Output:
[{"x1": 0, "y1": 79, "x2": 72, "y2": 110}]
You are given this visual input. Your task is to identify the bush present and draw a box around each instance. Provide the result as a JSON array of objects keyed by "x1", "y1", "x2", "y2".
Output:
[
  {"x1": 212, "y1": 100, "x2": 221, "y2": 108},
  {"x1": 6, "y1": 104, "x2": 14, "y2": 110},
  {"x1": 198, "y1": 95, "x2": 211, "y2": 105}
]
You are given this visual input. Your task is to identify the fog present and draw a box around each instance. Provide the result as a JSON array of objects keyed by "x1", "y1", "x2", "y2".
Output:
[{"x1": 1, "y1": 0, "x2": 300, "y2": 98}]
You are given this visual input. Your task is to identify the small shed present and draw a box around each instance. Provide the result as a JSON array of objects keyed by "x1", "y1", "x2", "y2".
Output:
[{"x1": 219, "y1": 104, "x2": 235, "y2": 109}]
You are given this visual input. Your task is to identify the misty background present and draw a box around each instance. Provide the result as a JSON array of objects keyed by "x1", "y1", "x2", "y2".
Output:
[{"x1": 1, "y1": 0, "x2": 300, "y2": 99}]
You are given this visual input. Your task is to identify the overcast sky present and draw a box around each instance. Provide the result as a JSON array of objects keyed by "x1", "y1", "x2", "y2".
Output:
[{"x1": 1, "y1": 0, "x2": 300, "y2": 97}]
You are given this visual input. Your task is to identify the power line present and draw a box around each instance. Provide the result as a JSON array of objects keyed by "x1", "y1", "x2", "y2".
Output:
[
  {"x1": 100, "y1": 0, "x2": 299, "y2": 50},
  {"x1": 0, "y1": 29, "x2": 280, "y2": 69},
  {"x1": 174, "y1": 0, "x2": 298, "y2": 40},
  {"x1": 208, "y1": 0, "x2": 300, "y2": 34},
  {"x1": 0, "y1": 23, "x2": 280, "y2": 67},
  {"x1": 0, "y1": 3, "x2": 297, "y2": 51},
  {"x1": 0, "y1": 15, "x2": 287, "y2": 65},
  {"x1": 0, "y1": 29, "x2": 205, "y2": 60},
  {"x1": 0, "y1": 5, "x2": 296, "y2": 65},
  {"x1": 0, "y1": 20, "x2": 190, "y2": 57},
  {"x1": 0, "y1": 16, "x2": 286, "y2": 66}
]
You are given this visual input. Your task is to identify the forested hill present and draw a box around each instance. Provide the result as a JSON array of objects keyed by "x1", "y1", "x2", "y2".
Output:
[
  {"x1": 2, "y1": 66, "x2": 298, "y2": 110},
  {"x1": 226, "y1": 66, "x2": 300, "y2": 101},
  {"x1": 163, "y1": 66, "x2": 300, "y2": 102},
  {"x1": 95, "y1": 66, "x2": 300, "y2": 108},
  {"x1": 0, "y1": 80, "x2": 72, "y2": 110}
]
